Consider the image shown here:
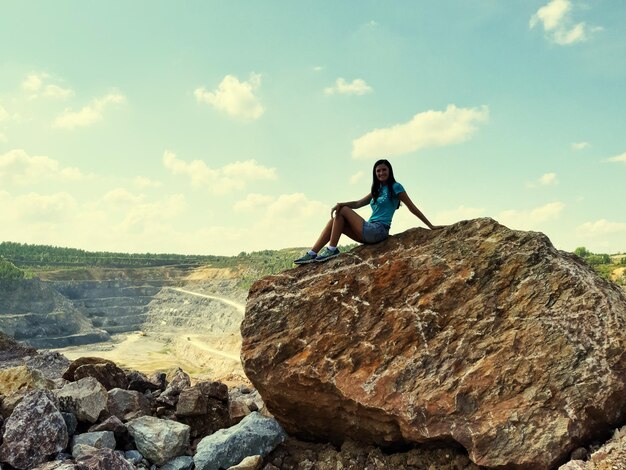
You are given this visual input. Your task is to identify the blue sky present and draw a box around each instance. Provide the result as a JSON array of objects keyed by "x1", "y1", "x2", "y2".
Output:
[{"x1": 0, "y1": 1, "x2": 624, "y2": 255}]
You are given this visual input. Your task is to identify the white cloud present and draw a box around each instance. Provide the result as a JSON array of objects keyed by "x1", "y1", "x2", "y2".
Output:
[
  {"x1": 43, "y1": 84, "x2": 73, "y2": 99},
  {"x1": 194, "y1": 74, "x2": 264, "y2": 120},
  {"x1": 102, "y1": 188, "x2": 144, "y2": 206},
  {"x1": 0, "y1": 149, "x2": 85, "y2": 185},
  {"x1": 350, "y1": 171, "x2": 365, "y2": 185},
  {"x1": 539, "y1": 172, "x2": 558, "y2": 186},
  {"x1": 0, "y1": 188, "x2": 190, "y2": 253},
  {"x1": 116, "y1": 194, "x2": 186, "y2": 234},
  {"x1": 22, "y1": 74, "x2": 44, "y2": 93},
  {"x1": 530, "y1": 0, "x2": 600, "y2": 45},
  {"x1": 498, "y1": 202, "x2": 565, "y2": 230},
  {"x1": 576, "y1": 219, "x2": 626, "y2": 236},
  {"x1": 324, "y1": 78, "x2": 373, "y2": 96},
  {"x1": 53, "y1": 92, "x2": 126, "y2": 129},
  {"x1": 530, "y1": 0, "x2": 570, "y2": 31},
  {"x1": 352, "y1": 104, "x2": 489, "y2": 159},
  {"x1": 313, "y1": 66, "x2": 325, "y2": 72},
  {"x1": 0, "y1": 191, "x2": 77, "y2": 223},
  {"x1": 21, "y1": 73, "x2": 73, "y2": 99},
  {"x1": 571, "y1": 142, "x2": 590, "y2": 151},
  {"x1": 0, "y1": 132, "x2": 6, "y2": 143},
  {"x1": 163, "y1": 150, "x2": 276, "y2": 194},
  {"x1": 233, "y1": 193, "x2": 275, "y2": 212},
  {"x1": 244, "y1": 193, "x2": 327, "y2": 250},
  {"x1": 607, "y1": 152, "x2": 626, "y2": 164},
  {"x1": 134, "y1": 176, "x2": 163, "y2": 189}
]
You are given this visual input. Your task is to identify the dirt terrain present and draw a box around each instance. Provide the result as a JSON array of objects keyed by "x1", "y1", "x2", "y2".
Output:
[
  {"x1": 51, "y1": 273, "x2": 249, "y2": 385},
  {"x1": 55, "y1": 330, "x2": 246, "y2": 385}
]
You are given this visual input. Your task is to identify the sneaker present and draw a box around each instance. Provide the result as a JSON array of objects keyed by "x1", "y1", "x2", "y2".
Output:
[
  {"x1": 294, "y1": 252, "x2": 317, "y2": 265},
  {"x1": 315, "y1": 247, "x2": 340, "y2": 262}
]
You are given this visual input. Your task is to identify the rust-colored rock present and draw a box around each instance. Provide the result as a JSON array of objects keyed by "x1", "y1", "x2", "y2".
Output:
[{"x1": 241, "y1": 218, "x2": 626, "y2": 470}]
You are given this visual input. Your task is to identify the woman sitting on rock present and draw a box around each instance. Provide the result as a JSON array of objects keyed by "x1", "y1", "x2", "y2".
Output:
[{"x1": 294, "y1": 159, "x2": 443, "y2": 264}]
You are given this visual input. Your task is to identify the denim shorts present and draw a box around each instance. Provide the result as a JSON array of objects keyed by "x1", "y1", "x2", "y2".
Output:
[{"x1": 362, "y1": 221, "x2": 390, "y2": 244}]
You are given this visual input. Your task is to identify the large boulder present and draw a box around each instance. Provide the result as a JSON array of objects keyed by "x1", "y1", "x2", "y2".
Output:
[{"x1": 241, "y1": 218, "x2": 626, "y2": 470}]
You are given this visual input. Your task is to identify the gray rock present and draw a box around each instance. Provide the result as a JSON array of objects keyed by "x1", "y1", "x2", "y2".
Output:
[
  {"x1": 108, "y1": 388, "x2": 152, "y2": 421},
  {"x1": 56, "y1": 376, "x2": 108, "y2": 423},
  {"x1": 0, "y1": 390, "x2": 68, "y2": 470},
  {"x1": 25, "y1": 351, "x2": 72, "y2": 381},
  {"x1": 127, "y1": 415, "x2": 190, "y2": 465},
  {"x1": 72, "y1": 443, "x2": 99, "y2": 460},
  {"x1": 157, "y1": 368, "x2": 191, "y2": 407},
  {"x1": 160, "y1": 455, "x2": 194, "y2": 470},
  {"x1": 194, "y1": 412, "x2": 286, "y2": 470},
  {"x1": 124, "y1": 450, "x2": 143, "y2": 464},
  {"x1": 62, "y1": 412, "x2": 78, "y2": 436},
  {"x1": 72, "y1": 431, "x2": 116, "y2": 452}
]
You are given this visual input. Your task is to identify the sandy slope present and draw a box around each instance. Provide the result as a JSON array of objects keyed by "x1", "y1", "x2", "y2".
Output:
[
  {"x1": 54, "y1": 286, "x2": 248, "y2": 384},
  {"x1": 55, "y1": 331, "x2": 246, "y2": 384}
]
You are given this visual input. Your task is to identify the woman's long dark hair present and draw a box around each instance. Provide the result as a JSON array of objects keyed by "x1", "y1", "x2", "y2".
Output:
[{"x1": 371, "y1": 159, "x2": 401, "y2": 208}]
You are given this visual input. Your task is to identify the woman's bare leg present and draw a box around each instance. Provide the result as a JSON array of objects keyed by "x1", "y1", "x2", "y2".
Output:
[
  {"x1": 311, "y1": 219, "x2": 333, "y2": 253},
  {"x1": 329, "y1": 207, "x2": 365, "y2": 246},
  {"x1": 311, "y1": 207, "x2": 365, "y2": 253}
]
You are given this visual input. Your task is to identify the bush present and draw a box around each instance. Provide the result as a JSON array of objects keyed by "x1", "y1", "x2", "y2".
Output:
[
  {"x1": 0, "y1": 257, "x2": 25, "y2": 280},
  {"x1": 586, "y1": 254, "x2": 611, "y2": 266},
  {"x1": 574, "y1": 247, "x2": 590, "y2": 258}
]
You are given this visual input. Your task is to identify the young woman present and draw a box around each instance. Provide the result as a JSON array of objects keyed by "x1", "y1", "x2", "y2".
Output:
[{"x1": 294, "y1": 159, "x2": 444, "y2": 264}]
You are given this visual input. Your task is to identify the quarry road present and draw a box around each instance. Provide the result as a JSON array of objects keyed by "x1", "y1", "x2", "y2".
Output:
[
  {"x1": 166, "y1": 287, "x2": 246, "y2": 313},
  {"x1": 185, "y1": 334, "x2": 241, "y2": 362}
]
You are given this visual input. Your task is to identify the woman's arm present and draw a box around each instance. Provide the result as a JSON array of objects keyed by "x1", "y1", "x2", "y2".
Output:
[
  {"x1": 398, "y1": 192, "x2": 444, "y2": 230},
  {"x1": 332, "y1": 194, "x2": 371, "y2": 216}
]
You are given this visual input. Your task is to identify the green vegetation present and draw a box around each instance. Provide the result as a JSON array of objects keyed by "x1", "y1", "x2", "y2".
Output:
[
  {"x1": 573, "y1": 247, "x2": 626, "y2": 286},
  {"x1": 0, "y1": 241, "x2": 309, "y2": 289},
  {"x1": 0, "y1": 256, "x2": 25, "y2": 280},
  {"x1": 0, "y1": 241, "x2": 217, "y2": 268}
]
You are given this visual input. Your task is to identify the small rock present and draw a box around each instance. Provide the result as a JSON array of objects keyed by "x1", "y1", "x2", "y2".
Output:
[
  {"x1": 227, "y1": 455, "x2": 262, "y2": 470},
  {"x1": 194, "y1": 412, "x2": 287, "y2": 470},
  {"x1": 61, "y1": 412, "x2": 78, "y2": 436},
  {"x1": 108, "y1": 388, "x2": 152, "y2": 421},
  {"x1": 124, "y1": 450, "x2": 144, "y2": 464},
  {"x1": 72, "y1": 431, "x2": 116, "y2": 452},
  {"x1": 570, "y1": 447, "x2": 588, "y2": 461},
  {"x1": 127, "y1": 415, "x2": 190, "y2": 465},
  {"x1": 72, "y1": 443, "x2": 99, "y2": 460},
  {"x1": 55, "y1": 377, "x2": 108, "y2": 423},
  {"x1": 160, "y1": 455, "x2": 194, "y2": 470},
  {"x1": 76, "y1": 447, "x2": 135, "y2": 469}
]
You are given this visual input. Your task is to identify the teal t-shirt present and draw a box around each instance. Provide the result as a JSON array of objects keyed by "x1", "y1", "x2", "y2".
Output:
[{"x1": 368, "y1": 182, "x2": 405, "y2": 227}]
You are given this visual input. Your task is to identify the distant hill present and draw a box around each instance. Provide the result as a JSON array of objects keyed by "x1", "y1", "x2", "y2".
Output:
[{"x1": 0, "y1": 241, "x2": 305, "y2": 288}]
